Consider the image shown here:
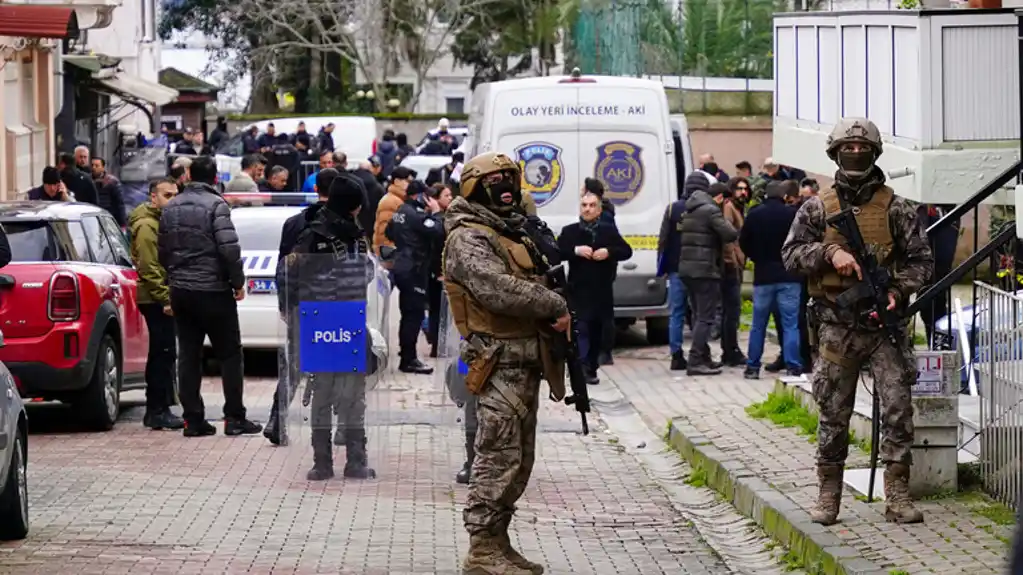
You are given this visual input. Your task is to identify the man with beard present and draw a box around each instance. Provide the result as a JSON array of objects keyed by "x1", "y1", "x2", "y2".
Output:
[
  {"x1": 782, "y1": 118, "x2": 932, "y2": 526},
  {"x1": 443, "y1": 151, "x2": 570, "y2": 574},
  {"x1": 276, "y1": 171, "x2": 378, "y2": 481}
]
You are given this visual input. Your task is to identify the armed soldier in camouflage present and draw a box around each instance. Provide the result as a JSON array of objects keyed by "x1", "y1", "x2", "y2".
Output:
[
  {"x1": 443, "y1": 151, "x2": 570, "y2": 575},
  {"x1": 781, "y1": 118, "x2": 933, "y2": 526}
]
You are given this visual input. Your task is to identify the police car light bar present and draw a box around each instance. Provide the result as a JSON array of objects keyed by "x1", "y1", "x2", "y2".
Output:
[{"x1": 223, "y1": 192, "x2": 319, "y2": 207}]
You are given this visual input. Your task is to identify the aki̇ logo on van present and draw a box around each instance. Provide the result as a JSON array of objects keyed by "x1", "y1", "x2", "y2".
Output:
[
  {"x1": 595, "y1": 141, "x2": 645, "y2": 206},
  {"x1": 514, "y1": 142, "x2": 564, "y2": 207}
]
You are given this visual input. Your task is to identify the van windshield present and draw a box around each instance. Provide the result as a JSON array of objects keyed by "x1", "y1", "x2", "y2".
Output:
[{"x1": 3, "y1": 221, "x2": 55, "y2": 262}]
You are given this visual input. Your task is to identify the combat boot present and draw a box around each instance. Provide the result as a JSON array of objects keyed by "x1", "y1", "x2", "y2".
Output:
[
  {"x1": 809, "y1": 463, "x2": 844, "y2": 525},
  {"x1": 343, "y1": 428, "x2": 377, "y2": 479},
  {"x1": 497, "y1": 518, "x2": 544, "y2": 574},
  {"x1": 307, "y1": 429, "x2": 334, "y2": 481},
  {"x1": 456, "y1": 432, "x2": 476, "y2": 484},
  {"x1": 884, "y1": 463, "x2": 924, "y2": 524},
  {"x1": 462, "y1": 533, "x2": 533, "y2": 575}
]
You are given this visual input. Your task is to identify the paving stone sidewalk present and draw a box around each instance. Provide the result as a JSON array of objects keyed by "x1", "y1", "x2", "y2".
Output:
[
  {"x1": 601, "y1": 338, "x2": 1014, "y2": 575},
  {"x1": 1, "y1": 362, "x2": 736, "y2": 575}
]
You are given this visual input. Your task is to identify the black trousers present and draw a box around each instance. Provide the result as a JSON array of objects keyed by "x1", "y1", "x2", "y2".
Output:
[
  {"x1": 140, "y1": 302, "x2": 177, "y2": 411},
  {"x1": 396, "y1": 274, "x2": 428, "y2": 363},
  {"x1": 720, "y1": 270, "x2": 742, "y2": 356},
  {"x1": 683, "y1": 278, "x2": 721, "y2": 363},
  {"x1": 170, "y1": 288, "x2": 246, "y2": 423},
  {"x1": 427, "y1": 277, "x2": 443, "y2": 348},
  {"x1": 576, "y1": 315, "x2": 608, "y2": 370}
]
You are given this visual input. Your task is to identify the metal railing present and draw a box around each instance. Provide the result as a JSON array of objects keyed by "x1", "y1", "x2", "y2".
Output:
[{"x1": 973, "y1": 281, "x2": 1023, "y2": 509}]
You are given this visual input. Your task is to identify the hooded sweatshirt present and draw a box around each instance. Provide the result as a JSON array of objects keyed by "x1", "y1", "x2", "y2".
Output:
[{"x1": 129, "y1": 203, "x2": 170, "y2": 305}]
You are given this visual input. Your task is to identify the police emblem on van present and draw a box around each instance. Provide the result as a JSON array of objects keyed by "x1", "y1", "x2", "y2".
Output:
[
  {"x1": 514, "y1": 142, "x2": 564, "y2": 207},
  {"x1": 595, "y1": 141, "x2": 644, "y2": 206}
]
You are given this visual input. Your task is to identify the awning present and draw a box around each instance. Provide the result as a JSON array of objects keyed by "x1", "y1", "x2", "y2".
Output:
[
  {"x1": 0, "y1": 6, "x2": 78, "y2": 39},
  {"x1": 98, "y1": 73, "x2": 179, "y2": 107}
]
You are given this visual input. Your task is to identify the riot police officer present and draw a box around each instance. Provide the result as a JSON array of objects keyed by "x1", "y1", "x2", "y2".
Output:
[
  {"x1": 386, "y1": 179, "x2": 444, "y2": 374},
  {"x1": 280, "y1": 172, "x2": 378, "y2": 481}
]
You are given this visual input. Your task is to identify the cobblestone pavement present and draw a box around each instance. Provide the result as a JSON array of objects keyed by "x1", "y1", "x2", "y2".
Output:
[
  {"x1": 601, "y1": 336, "x2": 1015, "y2": 574},
  {"x1": 3, "y1": 347, "x2": 742, "y2": 575}
]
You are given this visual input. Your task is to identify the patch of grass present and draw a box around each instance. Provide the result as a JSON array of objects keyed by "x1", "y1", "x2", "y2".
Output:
[
  {"x1": 913, "y1": 332, "x2": 927, "y2": 347},
  {"x1": 848, "y1": 429, "x2": 872, "y2": 454},
  {"x1": 685, "y1": 465, "x2": 708, "y2": 488},
  {"x1": 889, "y1": 570, "x2": 910, "y2": 575},
  {"x1": 746, "y1": 389, "x2": 819, "y2": 441},
  {"x1": 779, "y1": 550, "x2": 802, "y2": 572}
]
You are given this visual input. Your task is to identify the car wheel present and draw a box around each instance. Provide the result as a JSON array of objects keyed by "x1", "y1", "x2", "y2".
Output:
[
  {"x1": 645, "y1": 317, "x2": 670, "y2": 346},
  {"x1": 0, "y1": 428, "x2": 29, "y2": 540},
  {"x1": 77, "y1": 335, "x2": 121, "y2": 431}
]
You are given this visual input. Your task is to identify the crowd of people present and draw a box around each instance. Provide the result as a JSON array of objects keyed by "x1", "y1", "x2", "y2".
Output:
[{"x1": 657, "y1": 154, "x2": 821, "y2": 379}]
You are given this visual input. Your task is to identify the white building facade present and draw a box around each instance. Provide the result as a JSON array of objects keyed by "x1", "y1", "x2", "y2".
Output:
[{"x1": 772, "y1": 7, "x2": 1020, "y2": 204}]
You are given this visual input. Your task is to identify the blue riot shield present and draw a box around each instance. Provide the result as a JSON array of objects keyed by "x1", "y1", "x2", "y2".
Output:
[
  {"x1": 278, "y1": 252, "x2": 391, "y2": 472},
  {"x1": 279, "y1": 252, "x2": 459, "y2": 480}
]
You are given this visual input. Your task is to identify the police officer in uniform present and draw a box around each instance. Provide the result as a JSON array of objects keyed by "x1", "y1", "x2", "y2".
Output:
[
  {"x1": 782, "y1": 118, "x2": 933, "y2": 526},
  {"x1": 386, "y1": 179, "x2": 444, "y2": 374},
  {"x1": 279, "y1": 173, "x2": 377, "y2": 481},
  {"x1": 443, "y1": 152, "x2": 570, "y2": 574}
]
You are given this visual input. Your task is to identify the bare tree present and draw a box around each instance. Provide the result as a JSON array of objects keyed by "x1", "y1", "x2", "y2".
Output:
[{"x1": 233, "y1": 0, "x2": 498, "y2": 111}]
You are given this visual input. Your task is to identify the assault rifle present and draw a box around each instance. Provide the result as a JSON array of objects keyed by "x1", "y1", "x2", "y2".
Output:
[
  {"x1": 826, "y1": 205, "x2": 909, "y2": 503},
  {"x1": 544, "y1": 263, "x2": 591, "y2": 435}
]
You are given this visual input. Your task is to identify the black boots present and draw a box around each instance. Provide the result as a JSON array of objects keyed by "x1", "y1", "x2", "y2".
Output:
[
  {"x1": 307, "y1": 429, "x2": 335, "y2": 481},
  {"x1": 307, "y1": 428, "x2": 377, "y2": 481},
  {"x1": 342, "y1": 428, "x2": 377, "y2": 479},
  {"x1": 456, "y1": 432, "x2": 476, "y2": 484},
  {"x1": 399, "y1": 358, "x2": 434, "y2": 375},
  {"x1": 670, "y1": 350, "x2": 688, "y2": 371}
]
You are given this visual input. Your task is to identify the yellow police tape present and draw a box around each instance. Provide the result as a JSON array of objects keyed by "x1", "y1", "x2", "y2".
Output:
[
  {"x1": 622, "y1": 235, "x2": 658, "y2": 250},
  {"x1": 550, "y1": 235, "x2": 658, "y2": 250}
]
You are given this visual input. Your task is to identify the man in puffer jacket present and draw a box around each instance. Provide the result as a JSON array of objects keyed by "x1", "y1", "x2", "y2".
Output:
[
  {"x1": 678, "y1": 182, "x2": 738, "y2": 375},
  {"x1": 372, "y1": 166, "x2": 415, "y2": 262},
  {"x1": 158, "y1": 156, "x2": 261, "y2": 438}
]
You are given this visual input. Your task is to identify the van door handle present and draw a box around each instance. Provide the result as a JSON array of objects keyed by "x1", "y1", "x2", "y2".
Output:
[{"x1": 623, "y1": 263, "x2": 637, "y2": 270}]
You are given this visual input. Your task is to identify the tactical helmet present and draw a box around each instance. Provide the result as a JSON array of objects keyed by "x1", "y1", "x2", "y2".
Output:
[
  {"x1": 826, "y1": 118, "x2": 883, "y2": 160},
  {"x1": 460, "y1": 151, "x2": 521, "y2": 203}
]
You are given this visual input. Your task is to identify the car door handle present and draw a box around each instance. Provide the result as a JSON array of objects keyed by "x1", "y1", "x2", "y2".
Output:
[
  {"x1": 110, "y1": 283, "x2": 121, "y2": 293},
  {"x1": 623, "y1": 263, "x2": 638, "y2": 270}
]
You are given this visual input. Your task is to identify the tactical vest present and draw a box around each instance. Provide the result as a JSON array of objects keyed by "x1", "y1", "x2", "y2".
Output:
[
  {"x1": 443, "y1": 222, "x2": 544, "y2": 339},
  {"x1": 807, "y1": 186, "x2": 895, "y2": 301}
]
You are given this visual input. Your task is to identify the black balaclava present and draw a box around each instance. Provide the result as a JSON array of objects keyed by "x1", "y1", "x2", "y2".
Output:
[
  {"x1": 471, "y1": 169, "x2": 522, "y2": 215},
  {"x1": 702, "y1": 162, "x2": 719, "y2": 176},
  {"x1": 833, "y1": 142, "x2": 884, "y2": 205}
]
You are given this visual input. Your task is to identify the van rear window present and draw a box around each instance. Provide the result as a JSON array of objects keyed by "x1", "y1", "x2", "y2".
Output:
[{"x1": 3, "y1": 221, "x2": 56, "y2": 262}]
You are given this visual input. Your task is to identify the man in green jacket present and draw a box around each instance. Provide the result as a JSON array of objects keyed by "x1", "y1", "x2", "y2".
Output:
[{"x1": 130, "y1": 178, "x2": 185, "y2": 430}]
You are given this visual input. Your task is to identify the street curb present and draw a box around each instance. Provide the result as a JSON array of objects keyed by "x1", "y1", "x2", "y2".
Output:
[
  {"x1": 773, "y1": 378, "x2": 876, "y2": 450},
  {"x1": 665, "y1": 419, "x2": 889, "y2": 575}
]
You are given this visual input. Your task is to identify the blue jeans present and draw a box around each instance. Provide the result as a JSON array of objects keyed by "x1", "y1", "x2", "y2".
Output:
[
  {"x1": 747, "y1": 283, "x2": 803, "y2": 371},
  {"x1": 668, "y1": 273, "x2": 688, "y2": 354}
]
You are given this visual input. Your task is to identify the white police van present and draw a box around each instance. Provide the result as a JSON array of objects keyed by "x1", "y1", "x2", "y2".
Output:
[{"x1": 467, "y1": 71, "x2": 692, "y2": 344}]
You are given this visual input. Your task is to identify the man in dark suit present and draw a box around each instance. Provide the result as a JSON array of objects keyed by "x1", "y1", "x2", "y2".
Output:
[{"x1": 558, "y1": 190, "x2": 633, "y2": 384}]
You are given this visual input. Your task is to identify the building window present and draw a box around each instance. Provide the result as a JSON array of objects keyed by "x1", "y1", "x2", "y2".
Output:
[{"x1": 445, "y1": 97, "x2": 465, "y2": 115}]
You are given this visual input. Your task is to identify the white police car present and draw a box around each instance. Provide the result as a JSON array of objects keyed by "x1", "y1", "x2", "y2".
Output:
[{"x1": 220, "y1": 194, "x2": 312, "y2": 349}]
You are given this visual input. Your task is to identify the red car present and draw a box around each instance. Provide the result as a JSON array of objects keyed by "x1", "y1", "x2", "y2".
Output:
[{"x1": 0, "y1": 202, "x2": 148, "y2": 430}]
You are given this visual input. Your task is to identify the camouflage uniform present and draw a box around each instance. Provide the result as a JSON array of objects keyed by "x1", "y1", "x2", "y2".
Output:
[
  {"x1": 443, "y1": 152, "x2": 568, "y2": 575},
  {"x1": 781, "y1": 118, "x2": 932, "y2": 526}
]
